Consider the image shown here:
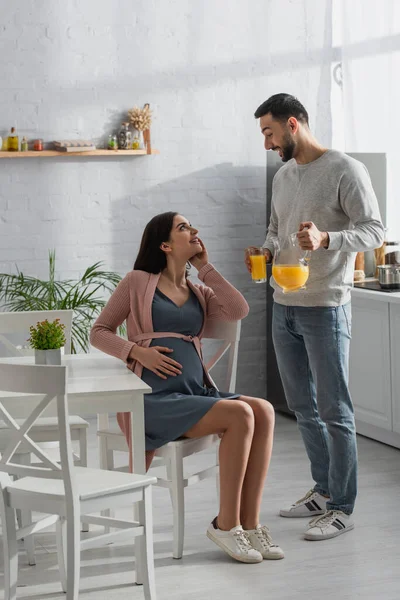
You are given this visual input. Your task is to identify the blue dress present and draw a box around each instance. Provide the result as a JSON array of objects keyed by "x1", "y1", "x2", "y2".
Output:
[{"x1": 141, "y1": 288, "x2": 240, "y2": 450}]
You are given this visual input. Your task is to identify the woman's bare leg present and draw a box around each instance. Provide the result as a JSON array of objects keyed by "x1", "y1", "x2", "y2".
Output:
[
  {"x1": 184, "y1": 400, "x2": 254, "y2": 530},
  {"x1": 236, "y1": 396, "x2": 275, "y2": 530}
]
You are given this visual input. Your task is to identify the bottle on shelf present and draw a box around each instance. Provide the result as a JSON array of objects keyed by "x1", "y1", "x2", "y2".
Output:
[
  {"x1": 118, "y1": 122, "x2": 131, "y2": 150},
  {"x1": 7, "y1": 127, "x2": 19, "y2": 151},
  {"x1": 21, "y1": 137, "x2": 28, "y2": 152}
]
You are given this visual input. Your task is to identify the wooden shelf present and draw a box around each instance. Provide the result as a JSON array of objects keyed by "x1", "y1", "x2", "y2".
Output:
[{"x1": 0, "y1": 149, "x2": 159, "y2": 158}]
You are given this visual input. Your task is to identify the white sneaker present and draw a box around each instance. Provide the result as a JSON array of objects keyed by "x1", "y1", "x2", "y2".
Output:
[
  {"x1": 206, "y1": 519, "x2": 263, "y2": 563},
  {"x1": 304, "y1": 510, "x2": 354, "y2": 541},
  {"x1": 245, "y1": 525, "x2": 285, "y2": 560},
  {"x1": 280, "y1": 489, "x2": 328, "y2": 518}
]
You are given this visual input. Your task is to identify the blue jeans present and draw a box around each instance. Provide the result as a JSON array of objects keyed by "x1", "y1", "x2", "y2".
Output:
[{"x1": 272, "y1": 302, "x2": 357, "y2": 515}]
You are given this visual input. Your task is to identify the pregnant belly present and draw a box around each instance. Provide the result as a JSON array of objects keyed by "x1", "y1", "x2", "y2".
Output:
[{"x1": 141, "y1": 337, "x2": 205, "y2": 394}]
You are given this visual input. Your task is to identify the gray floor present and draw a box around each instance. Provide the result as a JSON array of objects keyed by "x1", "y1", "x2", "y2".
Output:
[{"x1": 1, "y1": 414, "x2": 400, "y2": 600}]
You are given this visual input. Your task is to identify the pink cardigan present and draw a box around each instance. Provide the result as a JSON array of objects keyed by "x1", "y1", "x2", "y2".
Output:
[
  {"x1": 90, "y1": 263, "x2": 249, "y2": 372},
  {"x1": 90, "y1": 263, "x2": 249, "y2": 462}
]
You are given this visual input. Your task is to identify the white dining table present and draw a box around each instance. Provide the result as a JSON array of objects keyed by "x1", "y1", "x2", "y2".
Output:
[{"x1": 0, "y1": 353, "x2": 152, "y2": 474}]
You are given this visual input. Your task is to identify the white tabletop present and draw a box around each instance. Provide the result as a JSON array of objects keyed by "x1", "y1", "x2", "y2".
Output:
[
  {"x1": 0, "y1": 353, "x2": 151, "y2": 474},
  {"x1": 0, "y1": 353, "x2": 151, "y2": 396}
]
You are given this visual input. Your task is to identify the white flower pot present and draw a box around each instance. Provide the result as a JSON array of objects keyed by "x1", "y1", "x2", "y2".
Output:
[{"x1": 35, "y1": 348, "x2": 62, "y2": 366}]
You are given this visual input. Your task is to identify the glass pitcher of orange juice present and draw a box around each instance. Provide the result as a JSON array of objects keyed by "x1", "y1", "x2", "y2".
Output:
[{"x1": 272, "y1": 234, "x2": 310, "y2": 293}]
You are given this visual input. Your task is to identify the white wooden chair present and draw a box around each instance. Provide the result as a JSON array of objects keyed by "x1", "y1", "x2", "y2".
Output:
[
  {"x1": 0, "y1": 363, "x2": 157, "y2": 600},
  {"x1": 0, "y1": 310, "x2": 90, "y2": 564},
  {"x1": 97, "y1": 319, "x2": 241, "y2": 559}
]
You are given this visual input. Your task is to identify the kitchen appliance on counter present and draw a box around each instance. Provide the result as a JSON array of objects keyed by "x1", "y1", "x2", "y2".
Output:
[
  {"x1": 377, "y1": 264, "x2": 400, "y2": 289},
  {"x1": 353, "y1": 279, "x2": 400, "y2": 293},
  {"x1": 384, "y1": 241, "x2": 400, "y2": 265}
]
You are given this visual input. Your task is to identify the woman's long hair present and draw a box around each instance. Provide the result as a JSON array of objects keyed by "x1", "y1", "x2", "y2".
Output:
[{"x1": 134, "y1": 211, "x2": 178, "y2": 273}]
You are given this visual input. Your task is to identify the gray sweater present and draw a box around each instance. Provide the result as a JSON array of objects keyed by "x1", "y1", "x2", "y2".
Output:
[{"x1": 263, "y1": 150, "x2": 384, "y2": 307}]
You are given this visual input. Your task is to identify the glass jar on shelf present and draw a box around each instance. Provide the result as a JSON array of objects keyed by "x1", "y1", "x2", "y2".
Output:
[
  {"x1": 118, "y1": 122, "x2": 131, "y2": 150},
  {"x1": 107, "y1": 134, "x2": 118, "y2": 150},
  {"x1": 131, "y1": 129, "x2": 143, "y2": 150},
  {"x1": 33, "y1": 139, "x2": 43, "y2": 151}
]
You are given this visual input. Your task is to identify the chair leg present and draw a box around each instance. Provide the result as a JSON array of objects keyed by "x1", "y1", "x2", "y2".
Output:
[
  {"x1": 56, "y1": 517, "x2": 67, "y2": 593},
  {"x1": 13, "y1": 463, "x2": 24, "y2": 546},
  {"x1": 134, "y1": 501, "x2": 144, "y2": 585},
  {"x1": 17, "y1": 454, "x2": 36, "y2": 565},
  {"x1": 0, "y1": 481, "x2": 18, "y2": 600},
  {"x1": 19, "y1": 506, "x2": 36, "y2": 566},
  {"x1": 78, "y1": 429, "x2": 89, "y2": 533},
  {"x1": 78, "y1": 428, "x2": 88, "y2": 469},
  {"x1": 166, "y1": 446, "x2": 185, "y2": 559},
  {"x1": 99, "y1": 436, "x2": 115, "y2": 473},
  {"x1": 99, "y1": 436, "x2": 115, "y2": 533},
  {"x1": 137, "y1": 485, "x2": 157, "y2": 600},
  {"x1": 65, "y1": 503, "x2": 80, "y2": 600},
  {"x1": 16, "y1": 509, "x2": 23, "y2": 528}
]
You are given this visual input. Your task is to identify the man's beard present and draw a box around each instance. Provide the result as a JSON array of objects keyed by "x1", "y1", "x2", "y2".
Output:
[{"x1": 280, "y1": 132, "x2": 295, "y2": 162}]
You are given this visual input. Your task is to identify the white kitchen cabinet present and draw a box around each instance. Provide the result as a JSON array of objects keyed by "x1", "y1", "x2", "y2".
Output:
[
  {"x1": 349, "y1": 296, "x2": 392, "y2": 431},
  {"x1": 390, "y1": 303, "x2": 400, "y2": 434}
]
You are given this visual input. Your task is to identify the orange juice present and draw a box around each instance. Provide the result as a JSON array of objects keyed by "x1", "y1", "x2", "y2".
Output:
[
  {"x1": 250, "y1": 254, "x2": 267, "y2": 282},
  {"x1": 272, "y1": 264, "x2": 309, "y2": 292}
]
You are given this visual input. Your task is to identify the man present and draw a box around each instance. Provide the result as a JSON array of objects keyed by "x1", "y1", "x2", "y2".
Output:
[{"x1": 246, "y1": 93, "x2": 384, "y2": 541}]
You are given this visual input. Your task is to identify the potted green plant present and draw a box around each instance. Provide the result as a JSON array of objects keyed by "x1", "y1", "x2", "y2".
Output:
[
  {"x1": 28, "y1": 318, "x2": 66, "y2": 365},
  {"x1": 0, "y1": 251, "x2": 123, "y2": 353}
]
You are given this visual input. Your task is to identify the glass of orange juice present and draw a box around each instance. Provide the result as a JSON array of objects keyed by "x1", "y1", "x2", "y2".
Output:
[
  {"x1": 272, "y1": 236, "x2": 310, "y2": 293},
  {"x1": 249, "y1": 247, "x2": 267, "y2": 283}
]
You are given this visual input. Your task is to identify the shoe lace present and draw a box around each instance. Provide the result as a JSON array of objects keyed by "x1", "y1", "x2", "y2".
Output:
[
  {"x1": 233, "y1": 529, "x2": 253, "y2": 552},
  {"x1": 294, "y1": 488, "x2": 315, "y2": 506},
  {"x1": 254, "y1": 525, "x2": 278, "y2": 549},
  {"x1": 309, "y1": 510, "x2": 339, "y2": 528}
]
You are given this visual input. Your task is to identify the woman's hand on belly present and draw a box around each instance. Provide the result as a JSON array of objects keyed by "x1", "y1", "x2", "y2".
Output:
[{"x1": 130, "y1": 345, "x2": 183, "y2": 380}]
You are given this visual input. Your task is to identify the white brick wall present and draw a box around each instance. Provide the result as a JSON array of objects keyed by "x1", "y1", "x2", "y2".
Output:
[{"x1": 0, "y1": 0, "x2": 333, "y2": 397}]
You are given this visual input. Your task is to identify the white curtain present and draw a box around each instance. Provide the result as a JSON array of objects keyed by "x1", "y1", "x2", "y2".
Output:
[{"x1": 340, "y1": 0, "x2": 400, "y2": 237}]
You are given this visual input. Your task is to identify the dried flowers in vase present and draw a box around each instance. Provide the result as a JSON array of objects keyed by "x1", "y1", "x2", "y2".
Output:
[{"x1": 128, "y1": 104, "x2": 152, "y2": 131}]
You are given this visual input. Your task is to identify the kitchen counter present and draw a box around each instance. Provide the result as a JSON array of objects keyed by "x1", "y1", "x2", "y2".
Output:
[
  {"x1": 351, "y1": 285, "x2": 400, "y2": 304},
  {"x1": 349, "y1": 286, "x2": 400, "y2": 449}
]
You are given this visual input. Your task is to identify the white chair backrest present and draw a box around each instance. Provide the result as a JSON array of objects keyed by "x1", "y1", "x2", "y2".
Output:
[
  {"x1": 0, "y1": 363, "x2": 74, "y2": 490},
  {"x1": 0, "y1": 310, "x2": 73, "y2": 356},
  {"x1": 202, "y1": 320, "x2": 241, "y2": 393}
]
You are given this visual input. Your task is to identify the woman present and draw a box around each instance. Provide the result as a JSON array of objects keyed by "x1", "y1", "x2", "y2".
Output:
[{"x1": 90, "y1": 211, "x2": 283, "y2": 564}]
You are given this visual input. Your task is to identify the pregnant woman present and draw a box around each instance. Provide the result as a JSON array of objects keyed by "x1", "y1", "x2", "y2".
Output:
[{"x1": 90, "y1": 211, "x2": 283, "y2": 564}]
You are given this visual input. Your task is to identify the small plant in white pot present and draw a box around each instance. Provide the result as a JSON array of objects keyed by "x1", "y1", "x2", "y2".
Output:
[{"x1": 28, "y1": 318, "x2": 66, "y2": 365}]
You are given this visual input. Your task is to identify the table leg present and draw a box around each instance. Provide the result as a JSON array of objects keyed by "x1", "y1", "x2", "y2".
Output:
[
  {"x1": 130, "y1": 397, "x2": 146, "y2": 585},
  {"x1": 131, "y1": 395, "x2": 146, "y2": 474}
]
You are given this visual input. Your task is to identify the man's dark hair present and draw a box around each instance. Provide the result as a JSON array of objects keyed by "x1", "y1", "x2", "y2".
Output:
[{"x1": 254, "y1": 93, "x2": 309, "y2": 125}]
